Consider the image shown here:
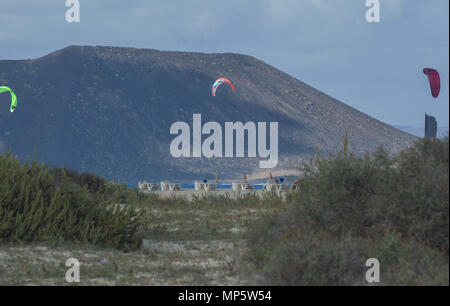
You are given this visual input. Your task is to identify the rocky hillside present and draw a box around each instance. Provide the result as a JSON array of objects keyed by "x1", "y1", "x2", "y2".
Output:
[{"x1": 0, "y1": 46, "x2": 416, "y2": 182}]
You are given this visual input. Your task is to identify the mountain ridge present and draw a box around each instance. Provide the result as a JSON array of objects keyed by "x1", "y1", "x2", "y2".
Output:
[{"x1": 0, "y1": 45, "x2": 416, "y2": 182}]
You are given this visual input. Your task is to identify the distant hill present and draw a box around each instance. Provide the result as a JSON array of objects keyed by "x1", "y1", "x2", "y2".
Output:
[
  {"x1": 0, "y1": 46, "x2": 416, "y2": 182},
  {"x1": 394, "y1": 125, "x2": 449, "y2": 138}
]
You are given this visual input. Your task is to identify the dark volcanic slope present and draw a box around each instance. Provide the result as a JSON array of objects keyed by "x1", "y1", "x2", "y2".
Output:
[{"x1": 0, "y1": 46, "x2": 415, "y2": 182}]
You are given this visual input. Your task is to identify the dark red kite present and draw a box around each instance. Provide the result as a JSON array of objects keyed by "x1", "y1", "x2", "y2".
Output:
[{"x1": 423, "y1": 68, "x2": 441, "y2": 98}]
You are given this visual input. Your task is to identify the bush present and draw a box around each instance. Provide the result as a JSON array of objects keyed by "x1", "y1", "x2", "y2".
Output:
[
  {"x1": 247, "y1": 137, "x2": 449, "y2": 285},
  {"x1": 0, "y1": 152, "x2": 145, "y2": 251}
]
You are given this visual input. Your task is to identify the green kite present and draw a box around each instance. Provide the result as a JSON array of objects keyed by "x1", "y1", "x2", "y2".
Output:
[{"x1": 0, "y1": 86, "x2": 18, "y2": 112}]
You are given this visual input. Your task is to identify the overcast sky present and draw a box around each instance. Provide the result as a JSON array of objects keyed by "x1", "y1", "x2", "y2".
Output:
[{"x1": 0, "y1": 0, "x2": 448, "y2": 127}]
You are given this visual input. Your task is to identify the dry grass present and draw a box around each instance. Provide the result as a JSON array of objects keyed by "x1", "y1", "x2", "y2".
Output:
[{"x1": 0, "y1": 196, "x2": 284, "y2": 285}]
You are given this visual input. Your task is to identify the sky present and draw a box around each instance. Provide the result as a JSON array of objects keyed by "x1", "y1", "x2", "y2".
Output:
[{"x1": 0, "y1": 0, "x2": 448, "y2": 127}]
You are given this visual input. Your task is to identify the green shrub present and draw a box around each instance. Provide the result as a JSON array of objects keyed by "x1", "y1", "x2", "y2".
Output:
[
  {"x1": 247, "y1": 137, "x2": 449, "y2": 285},
  {"x1": 0, "y1": 152, "x2": 145, "y2": 250}
]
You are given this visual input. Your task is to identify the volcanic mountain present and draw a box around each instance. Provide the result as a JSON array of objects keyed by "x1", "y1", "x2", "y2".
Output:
[{"x1": 0, "y1": 46, "x2": 416, "y2": 182}]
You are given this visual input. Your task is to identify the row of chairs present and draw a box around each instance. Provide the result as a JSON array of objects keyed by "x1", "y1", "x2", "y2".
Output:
[{"x1": 138, "y1": 180, "x2": 291, "y2": 192}]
